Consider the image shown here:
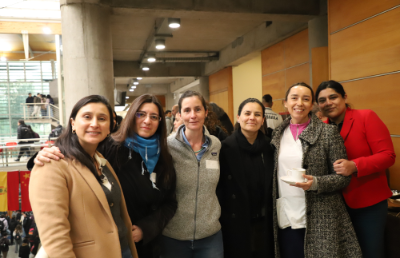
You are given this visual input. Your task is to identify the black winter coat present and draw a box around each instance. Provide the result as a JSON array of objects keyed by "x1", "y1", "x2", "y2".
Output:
[
  {"x1": 98, "y1": 137, "x2": 177, "y2": 258},
  {"x1": 217, "y1": 131, "x2": 275, "y2": 258}
]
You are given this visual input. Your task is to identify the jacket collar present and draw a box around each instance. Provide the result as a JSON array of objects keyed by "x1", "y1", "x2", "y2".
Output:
[
  {"x1": 70, "y1": 152, "x2": 114, "y2": 224},
  {"x1": 175, "y1": 124, "x2": 211, "y2": 144},
  {"x1": 339, "y1": 107, "x2": 354, "y2": 141},
  {"x1": 271, "y1": 113, "x2": 322, "y2": 147}
]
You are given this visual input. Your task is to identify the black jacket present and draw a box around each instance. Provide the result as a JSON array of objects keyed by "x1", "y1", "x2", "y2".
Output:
[
  {"x1": 98, "y1": 137, "x2": 177, "y2": 258},
  {"x1": 17, "y1": 124, "x2": 33, "y2": 144},
  {"x1": 19, "y1": 244, "x2": 30, "y2": 258},
  {"x1": 26, "y1": 96, "x2": 33, "y2": 104},
  {"x1": 217, "y1": 131, "x2": 274, "y2": 258}
]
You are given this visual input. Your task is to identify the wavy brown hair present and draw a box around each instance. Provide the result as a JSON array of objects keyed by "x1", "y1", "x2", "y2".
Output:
[
  {"x1": 204, "y1": 103, "x2": 228, "y2": 135},
  {"x1": 112, "y1": 94, "x2": 175, "y2": 188}
]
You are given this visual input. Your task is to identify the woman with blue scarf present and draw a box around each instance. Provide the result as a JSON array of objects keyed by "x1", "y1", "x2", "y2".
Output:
[{"x1": 32, "y1": 94, "x2": 177, "y2": 258}]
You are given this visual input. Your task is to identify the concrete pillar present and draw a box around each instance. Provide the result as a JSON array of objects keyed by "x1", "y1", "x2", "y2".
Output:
[
  {"x1": 61, "y1": 2, "x2": 114, "y2": 118},
  {"x1": 308, "y1": 15, "x2": 328, "y2": 88}
]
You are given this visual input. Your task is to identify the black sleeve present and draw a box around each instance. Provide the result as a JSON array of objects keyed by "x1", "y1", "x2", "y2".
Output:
[
  {"x1": 17, "y1": 127, "x2": 22, "y2": 140},
  {"x1": 135, "y1": 167, "x2": 178, "y2": 244}
]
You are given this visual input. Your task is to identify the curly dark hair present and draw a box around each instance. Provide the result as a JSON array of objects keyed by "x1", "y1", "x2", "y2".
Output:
[{"x1": 204, "y1": 103, "x2": 228, "y2": 136}]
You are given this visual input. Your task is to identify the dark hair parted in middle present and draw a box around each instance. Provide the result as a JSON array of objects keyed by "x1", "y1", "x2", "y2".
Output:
[
  {"x1": 112, "y1": 94, "x2": 174, "y2": 187},
  {"x1": 285, "y1": 82, "x2": 315, "y2": 103},
  {"x1": 315, "y1": 80, "x2": 346, "y2": 103},
  {"x1": 55, "y1": 95, "x2": 114, "y2": 182},
  {"x1": 178, "y1": 90, "x2": 208, "y2": 113},
  {"x1": 235, "y1": 98, "x2": 268, "y2": 134}
]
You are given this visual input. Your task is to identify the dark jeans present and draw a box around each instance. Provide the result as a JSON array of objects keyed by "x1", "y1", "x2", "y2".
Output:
[
  {"x1": 160, "y1": 230, "x2": 224, "y2": 258},
  {"x1": 278, "y1": 227, "x2": 305, "y2": 258},
  {"x1": 346, "y1": 199, "x2": 388, "y2": 258},
  {"x1": 17, "y1": 147, "x2": 30, "y2": 159}
]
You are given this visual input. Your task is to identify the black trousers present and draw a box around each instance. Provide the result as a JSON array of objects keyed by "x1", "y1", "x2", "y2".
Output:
[
  {"x1": 278, "y1": 227, "x2": 305, "y2": 258},
  {"x1": 17, "y1": 147, "x2": 30, "y2": 159}
]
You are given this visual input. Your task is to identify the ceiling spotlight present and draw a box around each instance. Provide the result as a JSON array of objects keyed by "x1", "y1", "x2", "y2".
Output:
[
  {"x1": 168, "y1": 18, "x2": 181, "y2": 29},
  {"x1": 147, "y1": 54, "x2": 156, "y2": 62},
  {"x1": 133, "y1": 81, "x2": 139, "y2": 85},
  {"x1": 129, "y1": 89, "x2": 134, "y2": 92},
  {"x1": 142, "y1": 66, "x2": 149, "y2": 71},
  {"x1": 43, "y1": 27, "x2": 52, "y2": 34},
  {"x1": 155, "y1": 39, "x2": 165, "y2": 50},
  {"x1": 0, "y1": 56, "x2": 6, "y2": 62},
  {"x1": 137, "y1": 77, "x2": 142, "y2": 80},
  {"x1": 126, "y1": 96, "x2": 129, "y2": 99}
]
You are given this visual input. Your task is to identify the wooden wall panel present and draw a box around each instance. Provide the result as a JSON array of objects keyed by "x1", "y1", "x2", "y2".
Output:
[
  {"x1": 209, "y1": 67, "x2": 233, "y2": 122},
  {"x1": 261, "y1": 42, "x2": 284, "y2": 75},
  {"x1": 156, "y1": 95, "x2": 165, "y2": 108},
  {"x1": 262, "y1": 71, "x2": 285, "y2": 100},
  {"x1": 272, "y1": 99, "x2": 285, "y2": 114},
  {"x1": 330, "y1": 8, "x2": 400, "y2": 81},
  {"x1": 285, "y1": 63, "x2": 310, "y2": 88},
  {"x1": 209, "y1": 67, "x2": 232, "y2": 94},
  {"x1": 390, "y1": 137, "x2": 400, "y2": 190},
  {"x1": 284, "y1": 29, "x2": 309, "y2": 68},
  {"x1": 209, "y1": 91, "x2": 229, "y2": 116},
  {"x1": 341, "y1": 73, "x2": 400, "y2": 135},
  {"x1": 311, "y1": 47, "x2": 329, "y2": 92},
  {"x1": 328, "y1": 0, "x2": 400, "y2": 33}
]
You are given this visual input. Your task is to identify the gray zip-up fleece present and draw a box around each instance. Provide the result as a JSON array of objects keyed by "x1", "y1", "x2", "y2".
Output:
[{"x1": 163, "y1": 125, "x2": 221, "y2": 241}]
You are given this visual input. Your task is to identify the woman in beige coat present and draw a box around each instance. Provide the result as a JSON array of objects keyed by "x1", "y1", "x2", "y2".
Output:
[{"x1": 30, "y1": 95, "x2": 138, "y2": 258}]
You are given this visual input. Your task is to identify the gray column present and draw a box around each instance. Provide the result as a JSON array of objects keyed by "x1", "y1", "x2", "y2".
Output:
[
  {"x1": 308, "y1": 15, "x2": 328, "y2": 88},
  {"x1": 61, "y1": 2, "x2": 114, "y2": 118}
]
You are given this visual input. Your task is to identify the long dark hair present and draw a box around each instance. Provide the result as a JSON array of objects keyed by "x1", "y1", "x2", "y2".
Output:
[
  {"x1": 113, "y1": 94, "x2": 175, "y2": 188},
  {"x1": 234, "y1": 98, "x2": 268, "y2": 134},
  {"x1": 55, "y1": 95, "x2": 113, "y2": 182}
]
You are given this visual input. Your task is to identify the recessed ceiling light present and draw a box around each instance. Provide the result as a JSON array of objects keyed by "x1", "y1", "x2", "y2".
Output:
[
  {"x1": 126, "y1": 96, "x2": 129, "y2": 99},
  {"x1": 0, "y1": 56, "x2": 7, "y2": 61},
  {"x1": 43, "y1": 27, "x2": 52, "y2": 34},
  {"x1": 168, "y1": 18, "x2": 181, "y2": 29},
  {"x1": 129, "y1": 89, "x2": 134, "y2": 92},
  {"x1": 142, "y1": 66, "x2": 149, "y2": 71},
  {"x1": 137, "y1": 77, "x2": 142, "y2": 80},
  {"x1": 133, "y1": 81, "x2": 139, "y2": 85}
]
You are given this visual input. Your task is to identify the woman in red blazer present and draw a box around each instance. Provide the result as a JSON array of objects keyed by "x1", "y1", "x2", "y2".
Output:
[{"x1": 315, "y1": 80, "x2": 396, "y2": 258}]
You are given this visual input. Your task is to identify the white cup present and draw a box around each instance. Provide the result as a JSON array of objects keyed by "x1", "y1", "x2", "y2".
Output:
[{"x1": 287, "y1": 168, "x2": 306, "y2": 182}]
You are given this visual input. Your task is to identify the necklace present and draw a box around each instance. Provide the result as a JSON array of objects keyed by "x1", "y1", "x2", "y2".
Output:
[{"x1": 194, "y1": 147, "x2": 204, "y2": 153}]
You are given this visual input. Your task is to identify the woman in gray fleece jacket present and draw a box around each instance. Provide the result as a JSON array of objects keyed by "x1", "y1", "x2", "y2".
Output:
[{"x1": 160, "y1": 90, "x2": 223, "y2": 258}]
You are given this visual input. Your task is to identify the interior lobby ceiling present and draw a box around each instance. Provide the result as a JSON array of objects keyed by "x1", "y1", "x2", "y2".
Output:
[{"x1": 0, "y1": 0, "x2": 318, "y2": 91}]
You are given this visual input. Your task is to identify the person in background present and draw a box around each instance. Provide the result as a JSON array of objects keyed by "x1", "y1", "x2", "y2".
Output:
[
  {"x1": 46, "y1": 94, "x2": 54, "y2": 118},
  {"x1": 33, "y1": 94, "x2": 177, "y2": 258},
  {"x1": 32, "y1": 93, "x2": 42, "y2": 118},
  {"x1": 316, "y1": 80, "x2": 396, "y2": 258},
  {"x1": 13, "y1": 224, "x2": 23, "y2": 254},
  {"x1": 0, "y1": 231, "x2": 9, "y2": 258},
  {"x1": 218, "y1": 98, "x2": 274, "y2": 258},
  {"x1": 165, "y1": 110, "x2": 172, "y2": 135},
  {"x1": 169, "y1": 113, "x2": 182, "y2": 137},
  {"x1": 161, "y1": 90, "x2": 223, "y2": 258},
  {"x1": 40, "y1": 94, "x2": 47, "y2": 117},
  {"x1": 170, "y1": 104, "x2": 178, "y2": 124},
  {"x1": 0, "y1": 215, "x2": 8, "y2": 235},
  {"x1": 271, "y1": 82, "x2": 361, "y2": 258},
  {"x1": 8, "y1": 216, "x2": 17, "y2": 245},
  {"x1": 18, "y1": 238, "x2": 30, "y2": 258},
  {"x1": 209, "y1": 102, "x2": 234, "y2": 135},
  {"x1": 25, "y1": 93, "x2": 34, "y2": 118},
  {"x1": 15, "y1": 120, "x2": 34, "y2": 162},
  {"x1": 262, "y1": 94, "x2": 283, "y2": 130},
  {"x1": 204, "y1": 103, "x2": 229, "y2": 142},
  {"x1": 29, "y1": 95, "x2": 138, "y2": 258}
]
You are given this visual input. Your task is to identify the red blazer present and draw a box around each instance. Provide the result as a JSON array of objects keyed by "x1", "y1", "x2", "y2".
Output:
[{"x1": 325, "y1": 108, "x2": 396, "y2": 208}]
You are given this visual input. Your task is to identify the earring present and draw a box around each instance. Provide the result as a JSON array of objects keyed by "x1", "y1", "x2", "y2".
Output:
[{"x1": 72, "y1": 129, "x2": 76, "y2": 134}]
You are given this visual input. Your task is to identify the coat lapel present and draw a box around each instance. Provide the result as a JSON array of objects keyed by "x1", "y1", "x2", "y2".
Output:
[
  {"x1": 340, "y1": 108, "x2": 354, "y2": 142},
  {"x1": 71, "y1": 158, "x2": 114, "y2": 224}
]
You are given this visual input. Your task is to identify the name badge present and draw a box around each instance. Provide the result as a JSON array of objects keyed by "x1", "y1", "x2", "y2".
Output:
[{"x1": 206, "y1": 160, "x2": 219, "y2": 170}]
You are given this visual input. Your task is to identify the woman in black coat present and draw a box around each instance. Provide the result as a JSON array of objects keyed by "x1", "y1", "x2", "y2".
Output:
[{"x1": 218, "y1": 98, "x2": 274, "y2": 258}]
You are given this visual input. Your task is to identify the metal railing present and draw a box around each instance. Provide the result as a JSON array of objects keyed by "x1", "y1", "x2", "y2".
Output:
[
  {"x1": 21, "y1": 103, "x2": 59, "y2": 123},
  {"x1": 0, "y1": 137, "x2": 57, "y2": 167}
]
